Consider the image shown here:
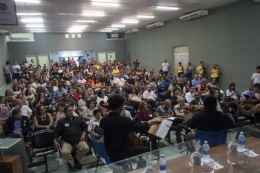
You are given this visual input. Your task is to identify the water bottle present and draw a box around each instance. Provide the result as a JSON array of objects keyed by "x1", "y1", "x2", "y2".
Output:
[
  {"x1": 203, "y1": 141, "x2": 210, "y2": 162},
  {"x1": 238, "y1": 132, "x2": 245, "y2": 151},
  {"x1": 159, "y1": 154, "x2": 166, "y2": 173}
]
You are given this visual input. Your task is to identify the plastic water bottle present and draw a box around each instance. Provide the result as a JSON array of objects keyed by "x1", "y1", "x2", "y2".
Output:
[
  {"x1": 238, "y1": 132, "x2": 245, "y2": 151},
  {"x1": 203, "y1": 141, "x2": 210, "y2": 162},
  {"x1": 159, "y1": 154, "x2": 166, "y2": 173}
]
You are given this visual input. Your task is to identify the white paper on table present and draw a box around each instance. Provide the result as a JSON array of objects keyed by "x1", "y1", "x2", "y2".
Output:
[
  {"x1": 244, "y1": 151, "x2": 259, "y2": 157},
  {"x1": 202, "y1": 159, "x2": 224, "y2": 170},
  {"x1": 168, "y1": 117, "x2": 176, "y2": 121},
  {"x1": 237, "y1": 148, "x2": 247, "y2": 152},
  {"x1": 156, "y1": 120, "x2": 172, "y2": 139}
]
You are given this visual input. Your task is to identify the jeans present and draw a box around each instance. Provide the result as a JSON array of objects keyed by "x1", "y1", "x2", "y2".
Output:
[
  {"x1": 4, "y1": 73, "x2": 11, "y2": 84},
  {"x1": 14, "y1": 73, "x2": 20, "y2": 80},
  {"x1": 186, "y1": 73, "x2": 192, "y2": 81},
  {"x1": 198, "y1": 76, "x2": 204, "y2": 80},
  {"x1": 163, "y1": 71, "x2": 168, "y2": 77}
]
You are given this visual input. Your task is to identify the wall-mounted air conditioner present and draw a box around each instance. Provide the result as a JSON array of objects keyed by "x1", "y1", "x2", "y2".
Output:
[
  {"x1": 126, "y1": 29, "x2": 139, "y2": 34},
  {"x1": 0, "y1": 29, "x2": 11, "y2": 36},
  {"x1": 146, "y1": 22, "x2": 164, "y2": 30},
  {"x1": 179, "y1": 10, "x2": 208, "y2": 21}
]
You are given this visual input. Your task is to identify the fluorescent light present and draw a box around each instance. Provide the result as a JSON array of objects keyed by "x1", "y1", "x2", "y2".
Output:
[
  {"x1": 30, "y1": 30, "x2": 46, "y2": 32},
  {"x1": 104, "y1": 28, "x2": 118, "y2": 30},
  {"x1": 26, "y1": 24, "x2": 45, "y2": 27},
  {"x1": 76, "y1": 20, "x2": 96, "y2": 23},
  {"x1": 82, "y1": 13, "x2": 105, "y2": 16},
  {"x1": 15, "y1": 0, "x2": 41, "y2": 3},
  {"x1": 155, "y1": 6, "x2": 180, "y2": 10},
  {"x1": 21, "y1": 18, "x2": 44, "y2": 23},
  {"x1": 100, "y1": 30, "x2": 112, "y2": 32},
  {"x1": 91, "y1": 2, "x2": 119, "y2": 7},
  {"x1": 71, "y1": 25, "x2": 88, "y2": 28},
  {"x1": 17, "y1": 13, "x2": 44, "y2": 16},
  {"x1": 122, "y1": 20, "x2": 139, "y2": 24},
  {"x1": 83, "y1": 11, "x2": 104, "y2": 14},
  {"x1": 28, "y1": 28, "x2": 45, "y2": 30},
  {"x1": 111, "y1": 24, "x2": 125, "y2": 27},
  {"x1": 67, "y1": 30, "x2": 82, "y2": 33},
  {"x1": 137, "y1": 15, "x2": 155, "y2": 18}
]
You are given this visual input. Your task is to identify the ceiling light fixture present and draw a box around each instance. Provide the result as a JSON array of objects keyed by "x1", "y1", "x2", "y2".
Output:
[
  {"x1": 26, "y1": 24, "x2": 45, "y2": 27},
  {"x1": 122, "y1": 20, "x2": 139, "y2": 24},
  {"x1": 154, "y1": 6, "x2": 180, "y2": 10},
  {"x1": 104, "y1": 28, "x2": 118, "y2": 30},
  {"x1": 21, "y1": 18, "x2": 44, "y2": 23},
  {"x1": 14, "y1": 0, "x2": 41, "y2": 3},
  {"x1": 67, "y1": 30, "x2": 82, "y2": 33},
  {"x1": 137, "y1": 15, "x2": 155, "y2": 18},
  {"x1": 82, "y1": 13, "x2": 105, "y2": 16},
  {"x1": 71, "y1": 25, "x2": 88, "y2": 28},
  {"x1": 76, "y1": 20, "x2": 96, "y2": 23},
  {"x1": 100, "y1": 30, "x2": 112, "y2": 32},
  {"x1": 91, "y1": 2, "x2": 119, "y2": 7},
  {"x1": 28, "y1": 28, "x2": 45, "y2": 30},
  {"x1": 111, "y1": 24, "x2": 125, "y2": 27},
  {"x1": 17, "y1": 13, "x2": 44, "y2": 15}
]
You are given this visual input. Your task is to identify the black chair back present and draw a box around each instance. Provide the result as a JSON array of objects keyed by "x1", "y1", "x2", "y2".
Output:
[
  {"x1": 157, "y1": 87, "x2": 165, "y2": 93},
  {"x1": 124, "y1": 105, "x2": 135, "y2": 118},
  {"x1": 158, "y1": 92, "x2": 168, "y2": 101},
  {"x1": 32, "y1": 129, "x2": 54, "y2": 148},
  {"x1": 124, "y1": 85, "x2": 132, "y2": 94}
]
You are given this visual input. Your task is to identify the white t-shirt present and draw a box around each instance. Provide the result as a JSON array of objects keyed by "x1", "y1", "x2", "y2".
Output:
[
  {"x1": 53, "y1": 86, "x2": 58, "y2": 92},
  {"x1": 78, "y1": 99, "x2": 87, "y2": 110},
  {"x1": 251, "y1": 73, "x2": 260, "y2": 84},
  {"x1": 30, "y1": 83, "x2": 37, "y2": 90},
  {"x1": 78, "y1": 79, "x2": 86, "y2": 85},
  {"x1": 30, "y1": 62, "x2": 35, "y2": 67},
  {"x1": 162, "y1": 63, "x2": 169, "y2": 71},
  {"x1": 226, "y1": 89, "x2": 238, "y2": 99},
  {"x1": 23, "y1": 87, "x2": 36, "y2": 94},
  {"x1": 12, "y1": 65, "x2": 21, "y2": 73},
  {"x1": 11, "y1": 105, "x2": 32, "y2": 116},
  {"x1": 114, "y1": 78, "x2": 125, "y2": 87},
  {"x1": 38, "y1": 83, "x2": 46, "y2": 87},
  {"x1": 96, "y1": 96, "x2": 108, "y2": 108}
]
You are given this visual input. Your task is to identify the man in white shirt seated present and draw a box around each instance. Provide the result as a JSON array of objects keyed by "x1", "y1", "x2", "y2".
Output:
[
  {"x1": 11, "y1": 99, "x2": 32, "y2": 119},
  {"x1": 77, "y1": 76, "x2": 86, "y2": 86},
  {"x1": 12, "y1": 61, "x2": 21, "y2": 80},
  {"x1": 29, "y1": 78, "x2": 38, "y2": 91},
  {"x1": 250, "y1": 66, "x2": 260, "y2": 86},
  {"x1": 143, "y1": 85, "x2": 157, "y2": 101},
  {"x1": 189, "y1": 92, "x2": 203, "y2": 105},
  {"x1": 113, "y1": 73, "x2": 125, "y2": 88},
  {"x1": 23, "y1": 83, "x2": 36, "y2": 95},
  {"x1": 185, "y1": 85, "x2": 195, "y2": 104}
]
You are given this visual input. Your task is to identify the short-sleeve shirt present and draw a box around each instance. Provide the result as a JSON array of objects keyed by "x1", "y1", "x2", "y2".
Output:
[
  {"x1": 162, "y1": 63, "x2": 169, "y2": 71},
  {"x1": 143, "y1": 90, "x2": 157, "y2": 100},
  {"x1": 156, "y1": 106, "x2": 173, "y2": 117},
  {"x1": 88, "y1": 117, "x2": 102, "y2": 132},
  {"x1": 177, "y1": 77, "x2": 187, "y2": 83},
  {"x1": 127, "y1": 78, "x2": 135, "y2": 85},
  {"x1": 11, "y1": 105, "x2": 32, "y2": 116},
  {"x1": 196, "y1": 66, "x2": 206, "y2": 77},
  {"x1": 177, "y1": 66, "x2": 184, "y2": 73},
  {"x1": 251, "y1": 73, "x2": 260, "y2": 84}
]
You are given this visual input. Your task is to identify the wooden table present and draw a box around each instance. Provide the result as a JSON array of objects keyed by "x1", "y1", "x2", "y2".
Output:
[
  {"x1": 0, "y1": 155, "x2": 23, "y2": 173},
  {"x1": 133, "y1": 136, "x2": 260, "y2": 173}
]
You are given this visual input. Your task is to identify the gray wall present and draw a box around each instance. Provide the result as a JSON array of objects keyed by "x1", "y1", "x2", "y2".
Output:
[
  {"x1": 126, "y1": 0, "x2": 260, "y2": 92},
  {"x1": 8, "y1": 33, "x2": 127, "y2": 65},
  {"x1": 0, "y1": 36, "x2": 9, "y2": 88}
]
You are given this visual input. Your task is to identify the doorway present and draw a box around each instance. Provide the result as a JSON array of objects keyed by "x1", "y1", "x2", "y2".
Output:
[
  {"x1": 172, "y1": 46, "x2": 189, "y2": 76},
  {"x1": 107, "y1": 51, "x2": 116, "y2": 62},
  {"x1": 38, "y1": 54, "x2": 50, "y2": 69},
  {"x1": 97, "y1": 52, "x2": 107, "y2": 63},
  {"x1": 26, "y1": 55, "x2": 38, "y2": 66}
]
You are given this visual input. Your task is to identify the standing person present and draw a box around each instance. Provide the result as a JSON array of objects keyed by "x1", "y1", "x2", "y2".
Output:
[
  {"x1": 54, "y1": 106, "x2": 89, "y2": 170},
  {"x1": 186, "y1": 62, "x2": 193, "y2": 81},
  {"x1": 30, "y1": 59, "x2": 35, "y2": 69},
  {"x1": 4, "y1": 62, "x2": 12, "y2": 84},
  {"x1": 12, "y1": 61, "x2": 21, "y2": 80},
  {"x1": 162, "y1": 59, "x2": 169, "y2": 77},
  {"x1": 99, "y1": 95, "x2": 158, "y2": 162},
  {"x1": 177, "y1": 62, "x2": 184, "y2": 77},
  {"x1": 210, "y1": 64, "x2": 220, "y2": 83},
  {"x1": 133, "y1": 59, "x2": 140, "y2": 70},
  {"x1": 250, "y1": 66, "x2": 260, "y2": 86},
  {"x1": 196, "y1": 61, "x2": 206, "y2": 80}
]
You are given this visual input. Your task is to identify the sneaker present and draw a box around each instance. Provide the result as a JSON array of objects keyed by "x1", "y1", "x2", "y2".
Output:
[{"x1": 74, "y1": 159, "x2": 82, "y2": 170}]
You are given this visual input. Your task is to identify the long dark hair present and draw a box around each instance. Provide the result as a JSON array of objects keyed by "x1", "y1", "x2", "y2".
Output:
[{"x1": 229, "y1": 83, "x2": 235, "y2": 92}]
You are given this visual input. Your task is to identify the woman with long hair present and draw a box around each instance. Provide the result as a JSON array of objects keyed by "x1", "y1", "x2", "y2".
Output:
[
  {"x1": 53, "y1": 80, "x2": 59, "y2": 92},
  {"x1": 226, "y1": 83, "x2": 238, "y2": 99},
  {"x1": 97, "y1": 90, "x2": 108, "y2": 109},
  {"x1": 5, "y1": 90, "x2": 15, "y2": 103},
  {"x1": 208, "y1": 78, "x2": 219, "y2": 90},
  {"x1": 36, "y1": 92, "x2": 51, "y2": 107},
  {"x1": 12, "y1": 85, "x2": 21, "y2": 98},
  {"x1": 0, "y1": 96, "x2": 11, "y2": 112},
  {"x1": 82, "y1": 100, "x2": 97, "y2": 124},
  {"x1": 198, "y1": 78, "x2": 210, "y2": 98},
  {"x1": 23, "y1": 90, "x2": 35, "y2": 106},
  {"x1": 74, "y1": 87, "x2": 83, "y2": 103},
  {"x1": 212, "y1": 89, "x2": 225, "y2": 112},
  {"x1": 17, "y1": 94, "x2": 29, "y2": 106},
  {"x1": 183, "y1": 80, "x2": 191, "y2": 97},
  {"x1": 129, "y1": 87, "x2": 142, "y2": 110},
  {"x1": 92, "y1": 78, "x2": 102, "y2": 91},
  {"x1": 34, "y1": 104, "x2": 53, "y2": 131}
]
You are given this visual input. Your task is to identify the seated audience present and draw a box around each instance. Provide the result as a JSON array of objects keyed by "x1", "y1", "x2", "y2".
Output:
[
  {"x1": 168, "y1": 79, "x2": 181, "y2": 92},
  {"x1": 0, "y1": 106, "x2": 10, "y2": 127},
  {"x1": 40, "y1": 85, "x2": 52, "y2": 101},
  {"x1": 97, "y1": 90, "x2": 108, "y2": 108},
  {"x1": 54, "y1": 85, "x2": 67, "y2": 100},
  {"x1": 183, "y1": 80, "x2": 191, "y2": 97},
  {"x1": 166, "y1": 73, "x2": 175, "y2": 86},
  {"x1": 82, "y1": 100, "x2": 97, "y2": 124},
  {"x1": 78, "y1": 92, "x2": 89, "y2": 116},
  {"x1": 129, "y1": 87, "x2": 142, "y2": 110},
  {"x1": 73, "y1": 74, "x2": 80, "y2": 83},
  {"x1": 34, "y1": 104, "x2": 53, "y2": 131},
  {"x1": 55, "y1": 92, "x2": 77, "y2": 111},
  {"x1": 11, "y1": 99, "x2": 32, "y2": 119},
  {"x1": 78, "y1": 76, "x2": 86, "y2": 86},
  {"x1": 5, "y1": 90, "x2": 15, "y2": 103},
  {"x1": 126, "y1": 73, "x2": 135, "y2": 86},
  {"x1": 144, "y1": 79, "x2": 156, "y2": 92},
  {"x1": 177, "y1": 73, "x2": 187, "y2": 89},
  {"x1": 185, "y1": 85, "x2": 195, "y2": 104},
  {"x1": 23, "y1": 90, "x2": 34, "y2": 106},
  {"x1": 56, "y1": 103, "x2": 78, "y2": 123},
  {"x1": 212, "y1": 89, "x2": 225, "y2": 112},
  {"x1": 53, "y1": 80, "x2": 59, "y2": 92},
  {"x1": 226, "y1": 83, "x2": 238, "y2": 99},
  {"x1": 12, "y1": 85, "x2": 21, "y2": 98},
  {"x1": 110, "y1": 85, "x2": 127, "y2": 103},
  {"x1": 174, "y1": 97, "x2": 189, "y2": 119},
  {"x1": 36, "y1": 92, "x2": 51, "y2": 107},
  {"x1": 171, "y1": 88, "x2": 182, "y2": 105},
  {"x1": 143, "y1": 85, "x2": 157, "y2": 101},
  {"x1": 4, "y1": 109, "x2": 30, "y2": 138},
  {"x1": 186, "y1": 95, "x2": 234, "y2": 131},
  {"x1": 54, "y1": 106, "x2": 89, "y2": 170},
  {"x1": 100, "y1": 95, "x2": 158, "y2": 162},
  {"x1": 240, "y1": 85, "x2": 258, "y2": 100},
  {"x1": 74, "y1": 87, "x2": 83, "y2": 103},
  {"x1": 191, "y1": 74, "x2": 201, "y2": 90},
  {"x1": 0, "y1": 96, "x2": 11, "y2": 112},
  {"x1": 198, "y1": 78, "x2": 209, "y2": 98},
  {"x1": 70, "y1": 83, "x2": 78, "y2": 97},
  {"x1": 88, "y1": 109, "x2": 102, "y2": 139},
  {"x1": 208, "y1": 78, "x2": 219, "y2": 90},
  {"x1": 157, "y1": 76, "x2": 167, "y2": 91},
  {"x1": 190, "y1": 92, "x2": 203, "y2": 105},
  {"x1": 113, "y1": 73, "x2": 125, "y2": 88},
  {"x1": 92, "y1": 78, "x2": 102, "y2": 91}
]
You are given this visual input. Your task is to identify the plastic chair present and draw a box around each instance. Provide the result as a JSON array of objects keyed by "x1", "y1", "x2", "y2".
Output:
[
  {"x1": 195, "y1": 129, "x2": 227, "y2": 148},
  {"x1": 88, "y1": 134, "x2": 113, "y2": 170}
]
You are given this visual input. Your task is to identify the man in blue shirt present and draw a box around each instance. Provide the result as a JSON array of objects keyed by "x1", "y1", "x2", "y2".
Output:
[
  {"x1": 192, "y1": 74, "x2": 201, "y2": 90},
  {"x1": 73, "y1": 74, "x2": 80, "y2": 83},
  {"x1": 126, "y1": 73, "x2": 135, "y2": 85},
  {"x1": 166, "y1": 74, "x2": 175, "y2": 85},
  {"x1": 54, "y1": 85, "x2": 67, "y2": 99},
  {"x1": 240, "y1": 85, "x2": 258, "y2": 100},
  {"x1": 40, "y1": 85, "x2": 52, "y2": 101},
  {"x1": 4, "y1": 109, "x2": 30, "y2": 138}
]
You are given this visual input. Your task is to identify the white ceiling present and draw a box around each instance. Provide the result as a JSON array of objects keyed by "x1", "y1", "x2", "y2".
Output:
[{"x1": 1, "y1": 0, "x2": 239, "y2": 33}]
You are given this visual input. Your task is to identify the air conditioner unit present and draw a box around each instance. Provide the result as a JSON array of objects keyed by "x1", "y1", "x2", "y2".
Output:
[
  {"x1": 146, "y1": 22, "x2": 164, "y2": 30},
  {"x1": 125, "y1": 29, "x2": 139, "y2": 34},
  {"x1": 0, "y1": 29, "x2": 11, "y2": 36},
  {"x1": 179, "y1": 10, "x2": 208, "y2": 21}
]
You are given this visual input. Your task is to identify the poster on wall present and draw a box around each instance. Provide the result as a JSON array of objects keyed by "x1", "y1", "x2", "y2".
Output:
[{"x1": 0, "y1": 0, "x2": 18, "y2": 25}]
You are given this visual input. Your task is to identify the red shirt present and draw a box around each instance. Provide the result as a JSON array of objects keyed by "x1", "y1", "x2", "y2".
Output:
[
  {"x1": 74, "y1": 93, "x2": 83, "y2": 103},
  {"x1": 119, "y1": 65, "x2": 123, "y2": 69},
  {"x1": 135, "y1": 109, "x2": 155, "y2": 122},
  {"x1": 88, "y1": 79, "x2": 94, "y2": 83}
]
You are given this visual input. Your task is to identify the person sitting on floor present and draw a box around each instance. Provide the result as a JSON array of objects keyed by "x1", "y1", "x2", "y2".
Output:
[{"x1": 54, "y1": 106, "x2": 89, "y2": 170}]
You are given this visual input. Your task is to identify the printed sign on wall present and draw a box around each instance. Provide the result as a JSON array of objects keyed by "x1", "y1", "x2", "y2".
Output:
[{"x1": 0, "y1": 0, "x2": 18, "y2": 25}]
